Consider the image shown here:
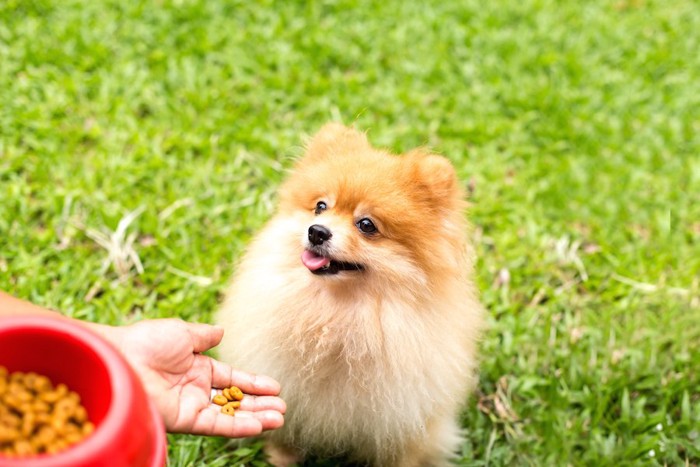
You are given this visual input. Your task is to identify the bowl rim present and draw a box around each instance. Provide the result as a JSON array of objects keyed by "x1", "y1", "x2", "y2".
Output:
[{"x1": 0, "y1": 315, "x2": 167, "y2": 466}]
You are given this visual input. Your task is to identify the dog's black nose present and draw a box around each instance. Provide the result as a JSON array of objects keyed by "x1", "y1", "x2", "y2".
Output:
[{"x1": 308, "y1": 224, "x2": 332, "y2": 246}]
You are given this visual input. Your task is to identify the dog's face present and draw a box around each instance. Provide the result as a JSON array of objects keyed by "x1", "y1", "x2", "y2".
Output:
[{"x1": 277, "y1": 124, "x2": 466, "y2": 286}]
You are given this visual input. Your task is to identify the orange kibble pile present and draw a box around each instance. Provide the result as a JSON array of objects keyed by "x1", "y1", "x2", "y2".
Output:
[
  {"x1": 211, "y1": 385, "x2": 244, "y2": 416},
  {"x1": 0, "y1": 367, "x2": 94, "y2": 457}
]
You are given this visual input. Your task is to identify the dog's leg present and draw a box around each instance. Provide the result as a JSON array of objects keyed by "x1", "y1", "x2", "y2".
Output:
[
  {"x1": 394, "y1": 416, "x2": 462, "y2": 467},
  {"x1": 264, "y1": 441, "x2": 303, "y2": 467}
]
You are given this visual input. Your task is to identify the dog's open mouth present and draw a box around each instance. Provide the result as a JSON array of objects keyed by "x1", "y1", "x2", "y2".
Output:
[{"x1": 301, "y1": 250, "x2": 364, "y2": 275}]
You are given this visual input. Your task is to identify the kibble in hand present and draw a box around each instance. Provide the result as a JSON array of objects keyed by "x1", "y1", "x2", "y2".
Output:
[
  {"x1": 227, "y1": 386, "x2": 244, "y2": 401},
  {"x1": 211, "y1": 386, "x2": 244, "y2": 416},
  {"x1": 212, "y1": 395, "x2": 228, "y2": 406}
]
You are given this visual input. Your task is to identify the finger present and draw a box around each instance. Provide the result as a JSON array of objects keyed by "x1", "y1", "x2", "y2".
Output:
[
  {"x1": 185, "y1": 322, "x2": 225, "y2": 353},
  {"x1": 186, "y1": 407, "x2": 284, "y2": 438},
  {"x1": 207, "y1": 391, "x2": 286, "y2": 414},
  {"x1": 185, "y1": 407, "x2": 264, "y2": 438},
  {"x1": 234, "y1": 410, "x2": 285, "y2": 432},
  {"x1": 238, "y1": 395, "x2": 287, "y2": 414},
  {"x1": 210, "y1": 359, "x2": 281, "y2": 396}
]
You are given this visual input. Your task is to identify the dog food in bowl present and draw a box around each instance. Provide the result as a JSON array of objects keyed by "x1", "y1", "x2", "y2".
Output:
[
  {"x1": 0, "y1": 367, "x2": 95, "y2": 457},
  {"x1": 0, "y1": 315, "x2": 167, "y2": 467}
]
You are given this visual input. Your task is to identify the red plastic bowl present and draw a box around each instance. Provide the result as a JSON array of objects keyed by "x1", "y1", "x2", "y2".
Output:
[{"x1": 0, "y1": 315, "x2": 166, "y2": 467}]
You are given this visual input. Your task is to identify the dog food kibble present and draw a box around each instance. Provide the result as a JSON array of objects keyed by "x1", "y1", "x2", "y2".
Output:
[
  {"x1": 212, "y1": 386, "x2": 244, "y2": 416},
  {"x1": 0, "y1": 367, "x2": 94, "y2": 457},
  {"x1": 212, "y1": 395, "x2": 228, "y2": 406},
  {"x1": 226, "y1": 386, "x2": 244, "y2": 401}
]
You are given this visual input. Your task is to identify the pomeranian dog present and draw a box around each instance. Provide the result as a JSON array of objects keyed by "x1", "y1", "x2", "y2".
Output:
[{"x1": 216, "y1": 123, "x2": 484, "y2": 467}]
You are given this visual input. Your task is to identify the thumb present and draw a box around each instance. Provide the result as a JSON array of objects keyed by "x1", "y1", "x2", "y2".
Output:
[{"x1": 185, "y1": 322, "x2": 224, "y2": 353}]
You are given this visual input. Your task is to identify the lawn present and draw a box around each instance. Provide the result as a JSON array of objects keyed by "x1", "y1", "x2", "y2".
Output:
[{"x1": 1, "y1": 0, "x2": 699, "y2": 465}]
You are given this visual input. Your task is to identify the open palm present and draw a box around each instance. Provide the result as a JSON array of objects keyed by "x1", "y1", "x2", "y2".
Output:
[{"x1": 110, "y1": 319, "x2": 285, "y2": 437}]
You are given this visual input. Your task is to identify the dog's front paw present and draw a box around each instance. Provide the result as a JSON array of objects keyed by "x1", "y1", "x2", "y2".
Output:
[{"x1": 265, "y1": 442, "x2": 303, "y2": 467}]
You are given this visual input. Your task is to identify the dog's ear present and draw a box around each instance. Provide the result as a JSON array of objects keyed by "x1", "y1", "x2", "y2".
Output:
[
  {"x1": 304, "y1": 123, "x2": 370, "y2": 161},
  {"x1": 405, "y1": 150, "x2": 463, "y2": 209}
]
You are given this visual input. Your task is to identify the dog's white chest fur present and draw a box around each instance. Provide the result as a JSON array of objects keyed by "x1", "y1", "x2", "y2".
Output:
[{"x1": 216, "y1": 218, "x2": 481, "y2": 466}]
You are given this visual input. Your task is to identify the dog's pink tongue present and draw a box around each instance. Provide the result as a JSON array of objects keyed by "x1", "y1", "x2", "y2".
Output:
[{"x1": 301, "y1": 250, "x2": 331, "y2": 271}]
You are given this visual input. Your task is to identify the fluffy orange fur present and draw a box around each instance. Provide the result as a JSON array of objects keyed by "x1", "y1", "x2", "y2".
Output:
[{"x1": 216, "y1": 124, "x2": 484, "y2": 467}]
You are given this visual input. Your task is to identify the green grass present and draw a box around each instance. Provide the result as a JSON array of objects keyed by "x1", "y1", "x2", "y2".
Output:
[{"x1": 1, "y1": 0, "x2": 699, "y2": 465}]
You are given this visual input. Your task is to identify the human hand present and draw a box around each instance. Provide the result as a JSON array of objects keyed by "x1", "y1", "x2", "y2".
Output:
[{"x1": 101, "y1": 318, "x2": 285, "y2": 438}]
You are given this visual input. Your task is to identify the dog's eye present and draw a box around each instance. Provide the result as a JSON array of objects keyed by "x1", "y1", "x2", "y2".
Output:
[
  {"x1": 314, "y1": 201, "x2": 327, "y2": 215},
  {"x1": 356, "y1": 218, "x2": 377, "y2": 234}
]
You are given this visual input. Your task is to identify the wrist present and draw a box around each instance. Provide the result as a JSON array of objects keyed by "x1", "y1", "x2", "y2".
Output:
[{"x1": 83, "y1": 321, "x2": 124, "y2": 349}]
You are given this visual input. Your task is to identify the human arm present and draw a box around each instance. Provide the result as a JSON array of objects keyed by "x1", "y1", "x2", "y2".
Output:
[{"x1": 0, "y1": 291, "x2": 285, "y2": 437}]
